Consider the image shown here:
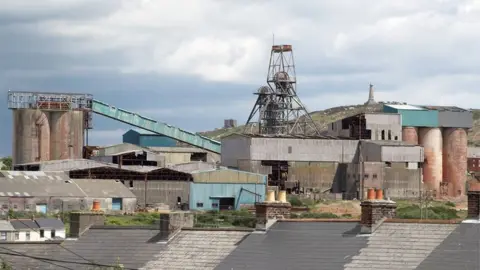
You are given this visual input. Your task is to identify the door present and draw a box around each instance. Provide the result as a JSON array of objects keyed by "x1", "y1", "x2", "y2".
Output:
[
  {"x1": 219, "y1": 197, "x2": 235, "y2": 210},
  {"x1": 112, "y1": 198, "x2": 122, "y2": 211},
  {"x1": 36, "y1": 204, "x2": 47, "y2": 214}
]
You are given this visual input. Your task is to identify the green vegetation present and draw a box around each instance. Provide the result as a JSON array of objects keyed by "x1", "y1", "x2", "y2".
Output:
[
  {"x1": 105, "y1": 213, "x2": 161, "y2": 226},
  {"x1": 194, "y1": 209, "x2": 256, "y2": 228},
  {"x1": 0, "y1": 260, "x2": 12, "y2": 270},
  {"x1": 445, "y1": 201, "x2": 456, "y2": 207},
  {"x1": 0, "y1": 157, "x2": 12, "y2": 170},
  {"x1": 290, "y1": 212, "x2": 339, "y2": 219},
  {"x1": 396, "y1": 204, "x2": 460, "y2": 220},
  {"x1": 287, "y1": 195, "x2": 318, "y2": 208}
]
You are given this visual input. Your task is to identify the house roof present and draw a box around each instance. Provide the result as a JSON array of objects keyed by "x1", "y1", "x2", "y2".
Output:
[
  {"x1": 217, "y1": 221, "x2": 478, "y2": 270},
  {"x1": 10, "y1": 220, "x2": 40, "y2": 230},
  {"x1": 34, "y1": 218, "x2": 65, "y2": 230},
  {"x1": 0, "y1": 220, "x2": 14, "y2": 231}
]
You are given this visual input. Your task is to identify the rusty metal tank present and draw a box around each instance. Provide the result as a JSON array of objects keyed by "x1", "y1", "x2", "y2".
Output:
[
  {"x1": 402, "y1": 127, "x2": 419, "y2": 144},
  {"x1": 49, "y1": 111, "x2": 84, "y2": 160},
  {"x1": 419, "y1": 127, "x2": 443, "y2": 193},
  {"x1": 12, "y1": 109, "x2": 51, "y2": 165},
  {"x1": 442, "y1": 128, "x2": 467, "y2": 197}
]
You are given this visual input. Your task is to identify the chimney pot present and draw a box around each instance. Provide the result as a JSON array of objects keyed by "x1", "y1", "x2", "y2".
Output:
[
  {"x1": 367, "y1": 188, "x2": 375, "y2": 200},
  {"x1": 375, "y1": 189, "x2": 384, "y2": 200}
]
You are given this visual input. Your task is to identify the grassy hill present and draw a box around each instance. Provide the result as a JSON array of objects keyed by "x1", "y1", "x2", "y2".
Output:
[{"x1": 201, "y1": 104, "x2": 480, "y2": 146}]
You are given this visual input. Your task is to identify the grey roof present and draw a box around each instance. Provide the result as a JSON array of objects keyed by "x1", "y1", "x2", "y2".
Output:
[
  {"x1": 14, "y1": 159, "x2": 114, "y2": 171},
  {"x1": 72, "y1": 179, "x2": 136, "y2": 198},
  {"x1": 149, "y1": 146, "x2": 208, "y2": 153},
  {"x1": 0, "y1": 220, "x2": 14, "y2": 231},
  {"x1": 0, "y1": 171, "x2": 86, "y2": 197},
  {"x1": 216, "y1": 222, "x2": 368, "y2": 270},
  {"x1": 416, "y1": 223, "x2": 480, "y2": 270},
  {"x1": 35, "y1": 218, "x2": 65, "y2": 230},
  {"x1": 10, "y1": 220, "x2": 40, "y2": 230},
  {"x1": 141, "y1": 229, "x2": 250, "y2": 269},
  {"x1": 169, "y1": 162, "x2": 217, "y2": 173}
]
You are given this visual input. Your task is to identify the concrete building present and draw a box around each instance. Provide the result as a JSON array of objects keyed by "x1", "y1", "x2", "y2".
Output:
[
  {"x1": 149, "y1": 146, "x2": 221, "y2": 165},
  {"x1": 327, "y1": 112, "x2": 402, "y2": 141},
  {"x1": 0, "y1": 171, "x2": 137, "y2": 214},
  {"x1": 221, "y1": 133, "x2": 424, "y2": 199},
  {"x1": 384, "y1": 104, "x2": 473, "y2": 197},
  {"x1": 189, "y1": 168, "x2": 267, "y2": 211},
  {"x1": 123, "y1": 128, "x2": 177, "y2": 147}
]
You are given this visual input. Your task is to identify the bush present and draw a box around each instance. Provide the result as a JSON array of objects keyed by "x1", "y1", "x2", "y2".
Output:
[
  {"x1": 396, "y1": 205, "x2": 459, "y2": 220},
  {"x1": 194, "y1": 209, "x2": 256, "y2": 228},
  {"x1": 445, "y1": 201, "x2": 456, "y2": 207},
  {"x1": 291, "y1": 212, "x2": 339, "y2": 219},
  {"x1": 288, "y1": 196, "x2": 303, "y2": 207}
]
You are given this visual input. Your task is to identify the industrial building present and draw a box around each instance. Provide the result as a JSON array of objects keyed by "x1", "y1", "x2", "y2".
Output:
[
  {"x1": 221, "y1": 133, "x2": 423, "y2": 199},
  {"x1": 0, "y1": 171, "x2": 137, "y2": 214},
  {"x1": 384, "y1": 104, "x2": 473, "y2": 197},
  {"x1": 123, "y1": 128, "x2": 177, "y2": 147},
  {"x1": 189, "y1": 168, "x2": 266, "y2": 211}
]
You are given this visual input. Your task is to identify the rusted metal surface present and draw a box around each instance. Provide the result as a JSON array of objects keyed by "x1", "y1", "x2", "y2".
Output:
[
  {"x1": 402, "y1": 127, "x2": 419, "y2": 144},
  {"x1": 419, "y1": 128, "x2": 443, "y2": 193},
  {"x1": 12, "y1": 110, "x2": 51, "y2": 165},
  {"x1": 49, "y1": 111, "x2": 70, "y2": 160},
  {"x1": 442, "y1": 128, "x2": 468, "y2": 197}
]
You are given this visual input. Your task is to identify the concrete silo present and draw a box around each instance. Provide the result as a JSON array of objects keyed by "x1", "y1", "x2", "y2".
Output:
[
  {"x1": 419, "y1": 127, "x2": 443, "y2": 193},
  {"x1": 49, "y1": 110, "x2": 85, "y2": 160},
  {"x1": 402, "y1": 127, "x2": 419, "y2": 144},
  {"x1": 12, "y1": 110, "x2": 51, "y2": 165},
  {"x1": 442, "y1": 128, "x2": 467, "y2": 197}
]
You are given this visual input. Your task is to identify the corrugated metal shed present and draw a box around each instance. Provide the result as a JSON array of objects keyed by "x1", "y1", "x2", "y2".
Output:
[
  {"x1": 191, "y1": 168, "x2": 266, "y2": 184},
  {"x1": 123, "y1": 129, "x2": 177, "y2": 147},
  {"x1": 72, "y1": 179, "x2": 136, "y2": 198}
]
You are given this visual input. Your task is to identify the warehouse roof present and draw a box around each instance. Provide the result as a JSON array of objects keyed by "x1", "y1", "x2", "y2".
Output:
[
  {"x1": 384, "y1": 104, "x2": 426, "y2": 110},
  {"x1": 72, "y1": 179, "x2": 136, "y2": 198},
  {"x1": 13, "y1": 159, "x2": 115, "y2": 171},
  {"x1": 367, "y1": 140, "x2": 418, "y2": 146},
  {"x1": 222, "y1": 132, "x2": 342, "y2": 140},
  {"x1": 148, "y1": 146, "x2": 208, "y2": 153}
]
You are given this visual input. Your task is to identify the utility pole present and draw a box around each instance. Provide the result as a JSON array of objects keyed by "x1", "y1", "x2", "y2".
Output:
[{"x1": 358, "y1": 114, "x2": 364, "y2": 200}]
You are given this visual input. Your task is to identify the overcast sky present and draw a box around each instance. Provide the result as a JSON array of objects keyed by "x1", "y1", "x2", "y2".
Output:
[{"x1": 1, "y1": 0, "x2": 480, "y2": 156}]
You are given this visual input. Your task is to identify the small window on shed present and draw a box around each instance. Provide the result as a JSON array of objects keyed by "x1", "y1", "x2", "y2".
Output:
[
  {"x1": 331, "y1": 123, "x2": 335, "y2": 130},
  {"x1": 40, "y1": 230, "x2": 44, "y2": 238},
  {"x1": 212, "y1": 202, "x2": 219, "y2": 208},
  {"x1": 373, "y1": 174, "x2": 378, "y2": 179},
  {"x1": 196, "y1": 202, "x2": 204, "y2": 208},
  {"x1": 129, "y1": 181, "x2": 134, "y2": 188},
  {"x1": 288, "y1": 146, "x2": 292, "y2": 154},
  {"x1": 381, "y1": 130, "x2": 385, "y2": 140},
  {"x1": 394, "y1": 136, "x2": 398, "y2": 141},
  {"x1": 385, "y1": 162, "x2": 392, "y2": 168},
  {"x1": 388, "y1": 130, "x2": 392, "y2": 140},
  {"x1": 177, "y1": 197, "x2": 181, "y2": 204}
]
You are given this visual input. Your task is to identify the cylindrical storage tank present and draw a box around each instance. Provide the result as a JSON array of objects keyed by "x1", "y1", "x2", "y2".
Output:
[
  {"x1": 69, "y1": 111, "x2": 85, "y2": 159},
  {"x1": 419, "y1": 128, "x2": 443, "y2": 193},
  {"x1": 443, "y1": 128, "x2": 467, "y2": 197},
  {"x1": 49, "y1": 111, "x2": 71, "y2": 160},
  {"x1": 12, "y1": 110, "x2": 51, "y2": 165},
  {"x1": 402, "y1": 127, "x2": 419, "y2": 144}
]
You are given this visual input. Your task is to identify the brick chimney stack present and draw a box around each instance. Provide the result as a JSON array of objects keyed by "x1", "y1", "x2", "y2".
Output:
[
  {"x1": 467, "y1": 181, "x2": 480, "y2": 219},
  {"x1": 360, "y1": 188, "x2": 397, "y2": 234},
  {"x1": 255, "y1": 190, "x2": 291, "y2": 231}
]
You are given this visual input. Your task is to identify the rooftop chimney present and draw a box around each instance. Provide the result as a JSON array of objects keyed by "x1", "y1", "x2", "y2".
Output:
[
  {"x1": 360, "y1": 188, "x2": 396, "y2": 234},
  {"x1": 255, "y1": 190, "x2": 291, "y2": 231},
  {"x1": 467, "y1": 181, "x2": 480, "y2": 220},
  {"x1": 69, "y1": 212, "x2": 106, "y2": 238}
]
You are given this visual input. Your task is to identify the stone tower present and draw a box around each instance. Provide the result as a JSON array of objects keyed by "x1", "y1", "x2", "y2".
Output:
[{"x1": 365, "y1": 83, "x2": 377, "y2": 105}]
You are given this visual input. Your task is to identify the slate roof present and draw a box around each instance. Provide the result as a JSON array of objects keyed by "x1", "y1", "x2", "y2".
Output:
[
  {"x1": 34, "y1": 218, "x2": 65, "y2": 230},
  {"x1": 10, "y1": 220, "x2": 40, "y2": 230},
  {"x1": 0, "y1": 220, "x2": 14, "y2": 231},
  {"x1": 216, "y1": 222, "x2": 368, "y2": 270}
]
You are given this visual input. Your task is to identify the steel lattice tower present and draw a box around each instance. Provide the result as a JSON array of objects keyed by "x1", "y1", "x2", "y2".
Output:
[{"x1": 244, "y1": 45, "x2": 320, "y2": 135}]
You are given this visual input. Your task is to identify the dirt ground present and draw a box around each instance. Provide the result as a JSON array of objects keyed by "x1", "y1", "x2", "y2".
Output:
[{"x1": 311, "y1": 201, "x2": 362, "y2": 217}]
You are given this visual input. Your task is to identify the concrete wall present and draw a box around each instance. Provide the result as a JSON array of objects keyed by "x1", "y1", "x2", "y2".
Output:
[
  {"x1": 438, "y1": 110, "x2": 473, "y2": 128},
  {"x1": 249, "y1": 138, "x2": 359, "y2": 162},
  {"x1": 288, "y1": 161, "x2": 342, "y2": 192},
  {"x1": 365, "y1": 113, "x2": 402, "y2": 141},
  {"x1": 362, "y1": 142, "x2": 382, "y2": 161},
  {"x1": 189, "y1": 182, "x2": 266, "y2": 211},
  {"x1": 0, "y1": 197, "x2": 136, "y2": 214},
  {"x1": 381, "y1": 146, "x2": 424, "y2": 162},
  {"x1": 129, "y1": 180, "x2": 189, "y2": 209},
  {"x1": 468, "y1": 147, "x2": 480, "y2": 158},
  {"x1": 221, "y1": 135, "x2": 251, "y2": 167},
  {"x1": 192, "y1": 169, "x2": 266, "y2": 184},
  {"x1": 384, "y1": 166, "x2": 422, "y2": 199}
]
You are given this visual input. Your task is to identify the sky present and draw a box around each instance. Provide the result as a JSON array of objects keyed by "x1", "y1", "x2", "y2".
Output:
[{"x1": 1, "y1": 0, "x2": 480, "y2": 156}]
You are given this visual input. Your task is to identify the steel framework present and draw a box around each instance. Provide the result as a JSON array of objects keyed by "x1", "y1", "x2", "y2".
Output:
[{"x1": 244, "y1": 45, "x2": 319, "y2": 135}]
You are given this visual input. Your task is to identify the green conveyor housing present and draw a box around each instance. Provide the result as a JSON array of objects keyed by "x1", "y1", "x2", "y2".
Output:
[{"x1": 92, "y1": 99, "x2": 221, "y2": 153}]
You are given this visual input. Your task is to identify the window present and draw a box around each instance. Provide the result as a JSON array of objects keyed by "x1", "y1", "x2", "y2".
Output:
[
  {"x1": 394, "y1": 136, "x2": 398, "y2": 141},
  {"x1": 373, "y1": 174, "x2": 378, "y2": 179},
  {"x1": 40, "y1": 230, "x2": 44, "y2": 238},
  {"x1": 129, "y1": 181, "x2": 134, "y2": 188},
  {"x1": 26, "y1": 232, "x2": 30, "y2": 241},
  {"x1": 331, "y1": 123, "x2": 335, "y2": 130},
  {"x1": 0, "y1": 232, "x2": 6, "y2": 241},
  {"x1": 381, "y1": 130, "x2": 385, "y2": 140},
  {"x1": 51, "y1": 230, "x2": 56, "y2": 238},
  {"x1": 14, "y1": 232, "x2": 19, "y2": 240},
  {"x1": 385, "y1": 162, "x2": 392, "y2": 168},
  {"x1": 25, "y1": 205, "x2": 30, "y2": 210},
  {"x1": 177, "y1": 197, "x2": 181, "y2": 204},
  {"x1": 388, "y1": 130, "x2": 392, "y2": 140},
  {"x1": 1, "y1": 205, "x2": 7, "y2": 209},
  {"x1": 364, "y1": 174, "x2": 369, "y2": 179},
  {"x1": 212, "y1": 203, "x2": 219, "y2": 208},
  {"x1": 196, "y1": 202, "x2": 203, "y2": 208},
  {"x1": 13, "y1": 204, "x2": 17, "y2": 209},
  {"x1": 288, "y1": 146, "x2": 292, "y2": 154}
]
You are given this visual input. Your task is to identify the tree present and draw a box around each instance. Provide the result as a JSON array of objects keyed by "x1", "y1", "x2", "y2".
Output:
[
  {"x1": 0, "y1": 259, "x2": 13, "y2": 270},
  {"x1": 0, "y1": 157, "x2": 12, "y2": 170}
]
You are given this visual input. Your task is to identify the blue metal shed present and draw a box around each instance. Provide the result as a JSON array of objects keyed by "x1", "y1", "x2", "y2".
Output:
[
  {"x1": 383, "y1": 104, "x2": 439, "y2": 127},
  {"x1": 188, "y1": 169, "x2": 267, "y2": 211},
  {"x1": 122, "y1": 129, "x2": 177, "y2": 147}
]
